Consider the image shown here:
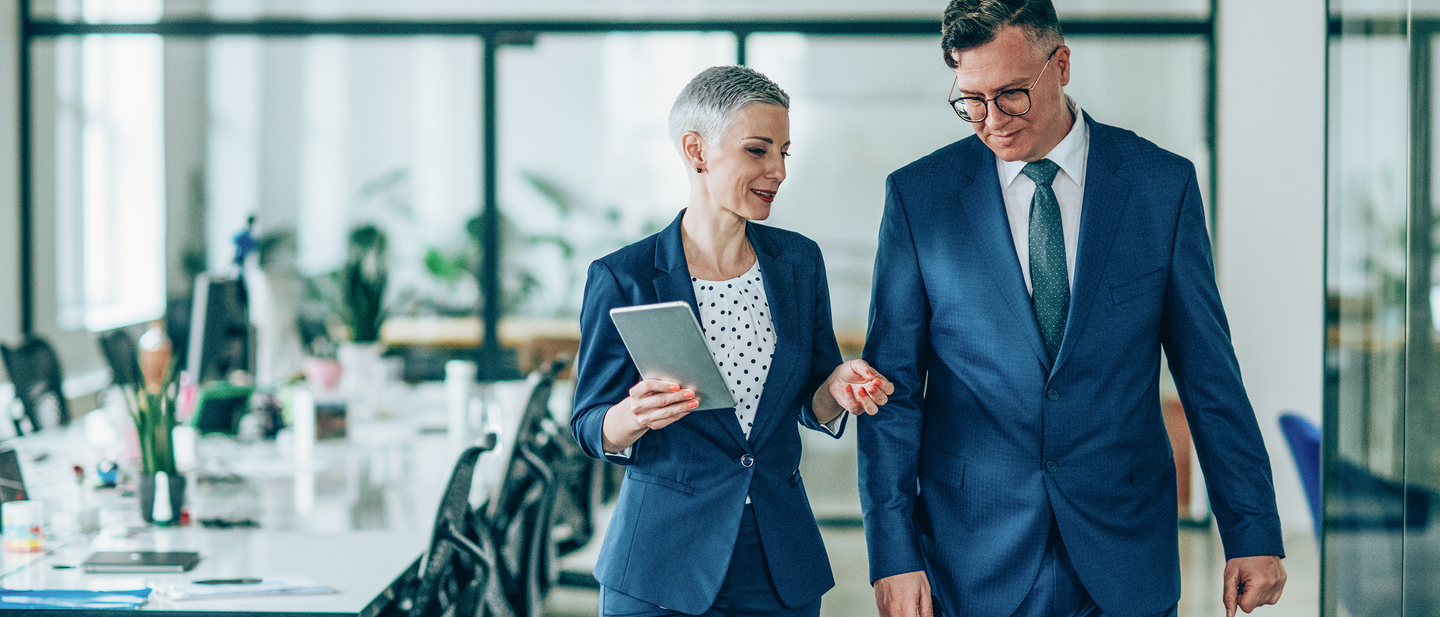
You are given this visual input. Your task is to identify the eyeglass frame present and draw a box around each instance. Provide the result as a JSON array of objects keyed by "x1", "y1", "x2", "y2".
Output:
[{"x1": 947, "y1": 46, "x2": 1061, "y2": 123}]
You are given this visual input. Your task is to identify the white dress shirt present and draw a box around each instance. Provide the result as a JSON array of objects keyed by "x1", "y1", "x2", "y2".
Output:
[{"x1": 996, "y1": 97, "x2": 1088, "y2": 294}]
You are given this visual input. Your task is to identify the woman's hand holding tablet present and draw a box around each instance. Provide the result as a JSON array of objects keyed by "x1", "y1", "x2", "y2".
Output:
[
  {"x1": 601, "y1": 301, "x2": 739, "y2": 453},
  {"x1": 601, "y1": 379, "x2": 700, "y2": 453}
]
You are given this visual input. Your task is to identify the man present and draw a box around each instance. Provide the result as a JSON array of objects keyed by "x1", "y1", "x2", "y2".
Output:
[{"x1": 858, "y1": 1, "x2": 1287, "y2": 616}]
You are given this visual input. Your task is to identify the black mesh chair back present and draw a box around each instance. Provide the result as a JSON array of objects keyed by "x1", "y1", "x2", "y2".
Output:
[
  {"x1": 401, "y1": 434, "x2": 513, "y2": 617},
  {"x1": 486, "y1": 357, "x2": 573, "y2": 617},
  {"x1": 0, "y1": 337, "x2": 71, "y2": 434},
  {"x1": 97, "y1": 329, "x2": 144, "y2": 389},
  {"x1": 392, "y1": 357, "x2": 581, "y2": 617}
]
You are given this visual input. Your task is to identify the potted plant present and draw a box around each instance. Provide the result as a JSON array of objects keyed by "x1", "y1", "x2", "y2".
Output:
[
  {"x1": 343, "y1": 224, "x2": 388, "y2": 344},
  {"x1": 118, "y1": 357, "x2": 184, "y2": 525},
  {"x1": 336, "y1": 225, "x2": 389, "y2": 419}
]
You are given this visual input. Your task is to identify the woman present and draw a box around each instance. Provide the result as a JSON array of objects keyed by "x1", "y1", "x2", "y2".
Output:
[{"x1": 570, "y1": 65, "x2": 894, "y2": 617}]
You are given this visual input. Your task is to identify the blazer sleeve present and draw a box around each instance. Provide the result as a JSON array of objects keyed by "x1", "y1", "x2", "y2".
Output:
[
  {"x1": 857, "y1": 175, "x2": 933, "y2": 582},
  {"x1": 1159, "y1": 166, "x2": 1285, "y2": 560},
  {"x1": 571, "y1": 260, "x2": 643, "y2": 466},
  {"x1": 798, "y1": 246, "x2": 848, "y2": 438}
]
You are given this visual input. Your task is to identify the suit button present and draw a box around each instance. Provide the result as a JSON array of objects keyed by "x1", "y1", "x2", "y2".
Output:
[
  {"x1": 740, "y1": 454, "x2": 754, "y2": 467},
  {"x1": 1046, "y1": 389, "x2": 1060, "y2": 401},
  {"x1": 1046, "y1": 460, "x2": 1059, "y2": 473}
]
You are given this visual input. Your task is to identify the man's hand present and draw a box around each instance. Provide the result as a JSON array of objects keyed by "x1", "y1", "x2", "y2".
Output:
[
  {"x1": 875, "y1": 571, "x2": 932, "y2": 617},
  {"x1": 1223, "y1": 555, "x2": 1285, "y2": 617}
]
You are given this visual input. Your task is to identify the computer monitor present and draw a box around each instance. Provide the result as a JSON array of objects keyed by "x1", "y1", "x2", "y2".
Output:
[
  {"x1": 186, "y1": 274, "x2": 254, "y2": 384},
  {"x1": 0, "y1": 448, "x2": 27, "y2": 503}
]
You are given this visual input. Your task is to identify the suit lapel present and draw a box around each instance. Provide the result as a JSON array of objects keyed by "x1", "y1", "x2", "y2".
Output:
[
  {"x1": 1051, "y1": 116, "x2": 1132, "y2": 376},
  {"x1": 740, "y1": 224, "x2": 797, "y2": 451},
  {"x1": 954, "y1": 140, "x2": 1053, "y2": 372},
  {"x1": 652, "y1": 210, "x2": 751, "y2": 453}
]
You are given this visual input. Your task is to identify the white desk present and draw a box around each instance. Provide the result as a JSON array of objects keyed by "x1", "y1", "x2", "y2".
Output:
[
  {"x1": 5, "y1": 528, "x2": 427, "y2": 615},
  {"x1": 0, "y1": 377, "x2": 558, "y2": 614}
]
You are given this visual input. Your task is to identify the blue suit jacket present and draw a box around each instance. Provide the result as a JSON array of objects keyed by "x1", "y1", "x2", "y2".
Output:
[
  {"x1": 571, "y1": 210, "x2": 846, "y2": 613},
  {"x1": 858, "y1": 115, "x2": 1285, "y2": 617}
]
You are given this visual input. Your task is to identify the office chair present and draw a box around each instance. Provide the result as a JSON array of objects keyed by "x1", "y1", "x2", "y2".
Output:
[
  {"x1": 1283, "y1": 412, "x2": 1440, "y2": 617},
  {"x1": 97, "y1": 329, "x2": 144, "y2": 390},
  {"x1": 402, "y1": 433, "x2": 513, "y2": 617},
  {"x1": 487, "y1": 357, "x2": 570, "y2": 617},
  {"x1": 395, "y1": 358, "x2": 572, "y2": 617},
  {"x1": 1278, "y1": 413, "x2": 1322, "y2": 535},
  {"x1": 0, "y1": 337, "x2": 71, "y2": 434}
]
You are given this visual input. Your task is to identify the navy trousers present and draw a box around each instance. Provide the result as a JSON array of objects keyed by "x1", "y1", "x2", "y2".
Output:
[
  {"x1": 600, "y1": 504, "x2": 822, "y2": 617},
  {"x1": 990, "y1": 519, "x2": 1177, "y2": 617}
]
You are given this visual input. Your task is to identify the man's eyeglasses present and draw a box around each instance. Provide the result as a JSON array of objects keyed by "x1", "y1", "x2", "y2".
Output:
[{"x1": 948, "y1": 47, "x2": 1059, "y2": 123}]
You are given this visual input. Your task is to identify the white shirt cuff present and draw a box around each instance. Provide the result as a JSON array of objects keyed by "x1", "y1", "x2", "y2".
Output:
[{"x1": 821, "y1": 414, "x2": 843, "y2": 435}]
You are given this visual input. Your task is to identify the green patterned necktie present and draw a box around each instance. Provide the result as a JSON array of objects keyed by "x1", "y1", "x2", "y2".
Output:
[{"x1": 1023, "y1": 158, "x2": 1068, "y2": 362}]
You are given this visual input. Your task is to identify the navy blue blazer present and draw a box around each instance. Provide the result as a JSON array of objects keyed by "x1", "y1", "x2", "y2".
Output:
[
  {"x1": 571, "y1": 210, "x2": 846, "y2": 613},
  {"x1": 858, "y1": 114, "x2": 1285, "y2": 617}
]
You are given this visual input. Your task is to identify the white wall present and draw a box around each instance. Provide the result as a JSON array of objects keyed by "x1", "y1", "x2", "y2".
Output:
[
  {"x1": 0, "y1": 4, "x2": 19, "y2": 343},
  {"x1": 1215, "y1": 0, "x2": 1326, "y2": 536}
]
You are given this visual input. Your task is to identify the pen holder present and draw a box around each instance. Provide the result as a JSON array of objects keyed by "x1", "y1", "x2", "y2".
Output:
[{"x1": 138, "y1": 472, "x2": 187, "y2": 525}]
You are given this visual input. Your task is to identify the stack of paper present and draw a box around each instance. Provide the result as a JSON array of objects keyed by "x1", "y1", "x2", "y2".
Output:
[{"x1": 159, "y1": 576, "x2": 336, "y2": 601}]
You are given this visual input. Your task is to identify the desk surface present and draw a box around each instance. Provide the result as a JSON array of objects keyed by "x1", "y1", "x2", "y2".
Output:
[
  {"x1": 4, "y1": 529, "x2": 427, "y2": 615},
  {"x1": 0, "y1": 378, "x2": 562, "y2": 614}
]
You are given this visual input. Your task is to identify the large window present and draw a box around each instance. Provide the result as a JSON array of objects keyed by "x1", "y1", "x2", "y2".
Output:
[{"x1": 50, "y1": 32, "x2": 167, "y2": 333}]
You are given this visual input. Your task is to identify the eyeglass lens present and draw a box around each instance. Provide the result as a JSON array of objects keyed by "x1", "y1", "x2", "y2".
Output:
[{"x1": 955, "y1": 90, "x2": 1031, "y2": 122}]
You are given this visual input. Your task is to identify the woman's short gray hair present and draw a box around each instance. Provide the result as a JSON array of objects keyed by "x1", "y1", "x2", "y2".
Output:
[{"x1": 668, "y1": 66, "x2": 790, "y2": 151}]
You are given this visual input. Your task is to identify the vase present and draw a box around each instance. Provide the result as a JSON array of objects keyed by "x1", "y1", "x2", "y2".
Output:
[
  {"x1": 337, "y1": 342, "x2": 385, "y2": 421},
  {"x1": 138, "y1": 472, "x2": 186, "y2": 525}
]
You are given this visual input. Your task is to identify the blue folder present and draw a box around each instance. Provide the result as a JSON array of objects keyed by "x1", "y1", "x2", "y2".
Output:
[{"x1": 0, "y1": 588, "x2": 151, "y2": 609}]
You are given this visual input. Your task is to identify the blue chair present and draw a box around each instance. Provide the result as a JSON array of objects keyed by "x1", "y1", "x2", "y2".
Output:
[
  {"x1": 1278, "y1": 413, "x2": 1322, "y2": 535},
  {"x1": 1280, "y1": 412, "x2": 1434, "y2": 536}
]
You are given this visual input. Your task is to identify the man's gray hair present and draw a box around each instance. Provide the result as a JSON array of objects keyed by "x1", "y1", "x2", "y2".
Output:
[{"x1": 668, "y1": 66, "x2": 789, "y2": 151}]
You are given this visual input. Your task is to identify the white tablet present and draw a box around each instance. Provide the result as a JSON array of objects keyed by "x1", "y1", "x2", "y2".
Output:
[{"x1": 609, "y1": 301, "x2": 737, "y2": 411}]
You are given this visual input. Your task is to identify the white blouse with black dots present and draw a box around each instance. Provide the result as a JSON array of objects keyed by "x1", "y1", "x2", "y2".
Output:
[{"x1": 693, "y1": 261, "x2": 773, "y2": 440}]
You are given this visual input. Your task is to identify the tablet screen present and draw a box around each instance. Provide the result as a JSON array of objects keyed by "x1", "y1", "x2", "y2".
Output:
[{"x1": 609, "y1": 301, "x2": 737, "y2": 412}]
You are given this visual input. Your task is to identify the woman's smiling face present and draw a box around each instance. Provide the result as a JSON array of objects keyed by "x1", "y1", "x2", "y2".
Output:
[{"x1": 695, "y1": 103, "x2": 790, "y2": 221}]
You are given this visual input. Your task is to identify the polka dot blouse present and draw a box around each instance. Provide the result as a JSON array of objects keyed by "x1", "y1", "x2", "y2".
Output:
[{"x1": 693, "y1": 261, "x2": 774, "y2": 441}]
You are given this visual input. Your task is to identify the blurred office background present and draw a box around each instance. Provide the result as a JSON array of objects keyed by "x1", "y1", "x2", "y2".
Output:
[{"x1": 0, "y1": 0, "x2": 1436, "y2": 614}]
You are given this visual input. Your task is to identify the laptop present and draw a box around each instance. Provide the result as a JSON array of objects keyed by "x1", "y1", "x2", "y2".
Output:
[{"x1": 82, "y1": 551, "x2": 202, "y2": 573}]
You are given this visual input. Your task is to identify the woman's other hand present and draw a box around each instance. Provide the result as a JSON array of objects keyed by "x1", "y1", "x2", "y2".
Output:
[
  {"x1": 814, "y1": 359, "x2": 896, "y2": 423},
  {"x1": 602, "y1": 379, "x2": 699, "y2": 453}
]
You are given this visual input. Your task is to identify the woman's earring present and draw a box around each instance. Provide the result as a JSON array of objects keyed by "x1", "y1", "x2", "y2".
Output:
[{"x1": 695, "y1": 167, "x2": 703, "y2": 173}]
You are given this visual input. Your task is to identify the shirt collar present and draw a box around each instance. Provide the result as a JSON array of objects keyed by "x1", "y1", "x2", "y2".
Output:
[{"x1": 997, "y1": 96, "x2": 1088, "y2": 190}]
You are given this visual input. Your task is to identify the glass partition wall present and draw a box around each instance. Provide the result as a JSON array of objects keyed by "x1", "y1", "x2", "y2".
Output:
[
  {"x1": 1326, "y1": 2, "x2": 1440, "y2": 614},
  {"x1": 18, "y1": 3, "x2": 1220, "y2": 376}
]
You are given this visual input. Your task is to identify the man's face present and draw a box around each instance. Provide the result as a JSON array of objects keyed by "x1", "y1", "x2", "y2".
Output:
[{"x1": 951, "y1": 26, "x2": 1072, "y2": 163}]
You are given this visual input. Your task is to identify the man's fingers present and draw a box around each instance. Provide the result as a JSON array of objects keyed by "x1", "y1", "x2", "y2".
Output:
[
  {"x1": 1223, "y1": 562, "x2": 1240, "y2": 617},
  {"x1": 919, "y1": 584, "x2": 934, "y2": 617},
  {"x1": 1239, "y1": 586, "x2": 1261, "y2": 613}
]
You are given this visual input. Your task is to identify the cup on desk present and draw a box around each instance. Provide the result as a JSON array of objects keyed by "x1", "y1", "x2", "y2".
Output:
[
  {"x1": 3, "y1": 500, "x2": 44, "y2": 552},
  {"x1": 445, "y1": 360, "x2": 477, "y2": 455}
]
